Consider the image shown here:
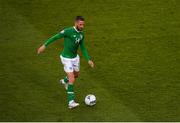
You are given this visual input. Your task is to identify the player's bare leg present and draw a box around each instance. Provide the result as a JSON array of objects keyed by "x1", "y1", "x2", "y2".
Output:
[{"x1": 74, "y1": 71, "x2": 80, "y2": 78}]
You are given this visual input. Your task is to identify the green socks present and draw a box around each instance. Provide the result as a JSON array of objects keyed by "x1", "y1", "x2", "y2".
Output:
[
  {"x1": 64, "y1": 76, "x2": 68, "y2": 84},
  {"x1": 67, "y1": 84, "x2": 75, "y2": 102}
]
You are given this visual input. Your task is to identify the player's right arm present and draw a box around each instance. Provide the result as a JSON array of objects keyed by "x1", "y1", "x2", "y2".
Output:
[{"x1": 37, "y1": 30, "x2": 66, "y2": 54}]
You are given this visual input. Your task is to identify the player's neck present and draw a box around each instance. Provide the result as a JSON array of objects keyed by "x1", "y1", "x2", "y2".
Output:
[{"x1": 73, "y1": 26, "x2": 81, "y2": 32}]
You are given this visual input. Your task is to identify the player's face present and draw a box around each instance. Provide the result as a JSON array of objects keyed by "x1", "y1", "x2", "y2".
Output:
[{"x1": 75, "y1": 20, "x2": 85, "y2": 31}]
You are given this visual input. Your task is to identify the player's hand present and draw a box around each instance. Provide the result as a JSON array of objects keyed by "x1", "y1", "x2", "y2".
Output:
[
  {"x1": 37, "y1": 45, "x2": 46, "y2": 54},
  {"x1": 88, "y1": 60, "x2": 94, "y2": 68}
]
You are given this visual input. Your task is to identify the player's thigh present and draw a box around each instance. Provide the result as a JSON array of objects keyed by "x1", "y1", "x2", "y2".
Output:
[
  {"x1": 73, "y1": 55, "x2": 80, "y2": 72},
  {"x1": 60, "y1": 55, "x2": 74, "y2": 73}
]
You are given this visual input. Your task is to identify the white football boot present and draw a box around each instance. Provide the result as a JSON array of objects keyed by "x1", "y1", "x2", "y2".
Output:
[{"x1": 68, "y1": 100, "x2": 79, "y2": 109}]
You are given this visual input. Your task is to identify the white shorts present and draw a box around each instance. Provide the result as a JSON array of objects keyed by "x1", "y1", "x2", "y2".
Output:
[{"x1": 60, "y1": 55, "x2": 80, "y2": 73}]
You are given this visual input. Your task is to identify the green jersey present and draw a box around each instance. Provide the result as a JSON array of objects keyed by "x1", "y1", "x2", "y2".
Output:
[{"x1": 44, "y1": 27, "x2": 91, "y2": 60}]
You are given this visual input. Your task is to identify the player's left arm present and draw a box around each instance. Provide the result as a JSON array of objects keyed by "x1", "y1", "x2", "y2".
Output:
[{"x1": 80, "y1": 37, "x2": 94, "y2": 68}]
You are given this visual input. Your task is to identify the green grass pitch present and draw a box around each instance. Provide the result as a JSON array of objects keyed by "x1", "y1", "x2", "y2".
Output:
[{"x1": 0, "y1": 0, "x2": 180, "y2": 121}]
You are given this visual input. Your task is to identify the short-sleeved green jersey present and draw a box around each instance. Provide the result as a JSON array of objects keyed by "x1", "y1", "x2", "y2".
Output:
[{"x1": 44, "y1": 27, "x2": 91, "y2": 61}]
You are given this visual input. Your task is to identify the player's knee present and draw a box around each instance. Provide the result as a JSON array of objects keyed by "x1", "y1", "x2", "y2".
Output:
[{"x1": 68, "y1": 75, "x2": 75, "y2": 84}]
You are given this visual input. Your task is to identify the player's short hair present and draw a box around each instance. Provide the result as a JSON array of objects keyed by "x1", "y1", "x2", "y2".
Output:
[{"x1": 75, "y1": 16, "x2": 85, "y2": 21}]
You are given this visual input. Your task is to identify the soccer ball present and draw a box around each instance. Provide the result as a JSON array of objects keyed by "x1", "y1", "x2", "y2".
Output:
[{"x1": 85, "y1": 94, "x2": 96, "y2": 106}]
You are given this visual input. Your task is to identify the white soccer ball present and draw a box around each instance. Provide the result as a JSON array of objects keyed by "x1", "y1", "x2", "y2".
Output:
[{"x1": 85, "y1": 94, "x2": 96, "y2": 106}]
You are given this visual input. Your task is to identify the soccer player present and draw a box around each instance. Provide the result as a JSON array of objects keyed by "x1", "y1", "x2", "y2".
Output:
[{"x1": 37, "y1": 16, "x2": 94, "y2": 109}]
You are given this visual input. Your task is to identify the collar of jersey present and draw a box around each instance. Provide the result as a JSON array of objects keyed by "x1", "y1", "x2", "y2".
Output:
[{"x1": 73, "y1": 26, "x2": 81, "y2": 33}]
